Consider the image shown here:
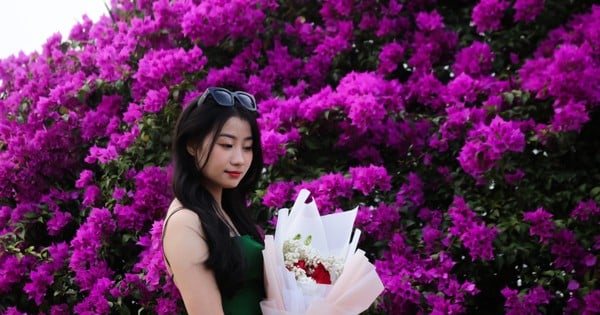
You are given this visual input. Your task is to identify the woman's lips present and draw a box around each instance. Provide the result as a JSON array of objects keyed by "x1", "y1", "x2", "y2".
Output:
[{"x1": 225, "y1": 171, "x2": 242, "y2": 178}]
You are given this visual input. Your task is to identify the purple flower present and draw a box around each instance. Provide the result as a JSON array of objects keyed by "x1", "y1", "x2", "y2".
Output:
[
  {"x1": 9, "y1": 203, "x2": 37, "y2": 224},
  {"x1": 523, "y1": 208, "x2": 555, "y2": 244},
  {"x1": 123, "y1": 102, "x2": 143, "y2": 124},
  {"x1": 24, "y1": 266, "x2": 54, "y2": 305},
  {"x1": 461, "y1": 222, "x2": 497, "y2": 261},
  {"x1": 349, "y1": 164, "x2": 392, "y2": 195},
  {"x1": 48, "y1": 242, "x2": 69, "y2": 269},
  {"x1": 426, "y1": 293, "x2": 465, "y2": 314},
  {"x1": 0, "y1": 255, "x2": 35, "y2": 293},
  {"x1": 135, "y1": 220, "x2": 168, "y2": 291},
  {"x1": 565, "y1": 296, "x2": 584, "y2": 314},
  {"x1": 156, "y1": 297, "x2": 179, "y2": 314},
  {"x1": 396, "y1": 172, "x2": 425, "y2": 209},
  {"x1": 142, "y1": 87, "x2": 169, "y2": 113},
  {"x1": 551, "y1": 99, "x2": 590, "y2": 133},
  {"x1": 378, "y1": 42, "x2": 405, "y2": 75},
  {"x1": 4, "y1": 307, "x2": 27, "y2": 315},
  {"x1": 447, "y1": 195, "x2": 497, "y2": 260},
  {"x1": 582, "y1": 290, "x2": 600, "y2": 315},
  {"x1": 356, "y1": 203, "x2": 400, "y2": 240},
  {"x1": 351, "y1": 145, "x2": 383, "y2": 164},
  {"x1": 522, "y1": 44, "x2": 600, "y2": 103},
  {"x1": 419, "y1": 208, "x2": 444, "y2": 228},
  {"x1": 571, "y1": 200, "x2": 600, "y2": 221},
  {"x1": 502, "y1": 285, "x2": 551, "y2": 315},
  {"x1": 485, "y1": 116, "x2": 526, "y2": 153},
  {"x1": 114, "y1": 204, "x2": 144, "y2": 230},
  {"x1": 472, "y1": 0, "x2": 510, "y2": 33},
  {"x1": 85, "y1": 145, "x2": 119, "y2": 164},
  {"x1": 406, "y1": 72, "x2": 445, "y2": 110},
  {"x1": 409, "y1": 11, "x2": 458, "y2": 70},
  {"x1": 261, "y1": 41, "x2": 304, "y2": 88},
  {"x1": 75, "y1": 170, "x2": 94, "y2": 189},
  {"x1": 458, "y1": 116, "x2": 525, "y2": 180},
  {"x1": 79, "y1": 95, "x2": 123, "y2": 140},
  {"x1": 82, "y1": 185, "x2": 101, "y2": 206},
  {"x1": 47, "y1": 211, "x2": 73, "y2": 236},
  {"x1": 112, "y1": 187, "x2": 127, "y2": 201},
  {"x1": 69, "y1": 208, "x2": 116, "y2": 290},
  {"x1": 294, "y1": 86, "x2": 334, "y2": 122},
  {"x1": 95, "y1": 45, "x2": 132, "y2": 82},
  {"x1": 23, "y1": 245, "x2": 67, "y2": 305},
  {"x1": 337, "y1": 72, "x2": 402, "y2": 130},
  {"x1": 448, "y1": 196, "x2": 478, "y2": 236},
  {"x1": 567, "y1": 280, "x2": 580, "y2": 291},
  {"x1": 372, "y1": 1, "x2": 407, "y2": 37},
  {"x1": 260, "y1": 129, "x2": 292, "y2": 165},
  {"x1": 49, "y1": 304, "x2": 70, "y2": 315},
  {"x1": 73, "y1": 277, "x2": 113, "y2": 315},
  {"x1": 504, "y1": 169, "x2": 525, "y2": 185},
  {"x1": 263, "y1": 181, "x2": 296, "y2": 208},
  {"x1": 181, "y1": 0, "x2": 271, "y2": 46},
  {"x1": 292, "y1": 173, "x2": 353, "y2": 214},
  {"x1": 551, "y1": 229, "x2": 587, "y2": 271},
  {"x1": 513, "y1": 0, "x2": 545, "y2": 23},
  {"x1": 421, "y1": 225, "x2": 444, "y2": 253},
  {"x1": 132, "y1": 46, "x2": 207, "y2": 101},
  {"x1": 457, "y1": 141, "x2": 498, "y2": 180},
  {"x1": 415, "y1": 10, "x2": 445, "y2": 32},
  {"x1": 131, "y1": 166, "x2": 173, "y2": 222},
  {"x1": 444, "y1": 73, "x2": 481, "y2": 105},
  {"x1": 439, "y1": 104, "x2": 473, "y2": 142},
  {"x1": 347, "y1": 93, "x2": 387, "y2": 133},
  {"x1": 453, "y1": 41, "x2": 495, "y2": 77}
]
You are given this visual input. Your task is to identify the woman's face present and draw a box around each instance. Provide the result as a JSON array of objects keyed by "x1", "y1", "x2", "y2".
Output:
[{"x1": 189, "y1": 117, "x2": 254, "y2": 196}]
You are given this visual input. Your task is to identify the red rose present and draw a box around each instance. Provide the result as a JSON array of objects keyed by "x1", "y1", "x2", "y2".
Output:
[
  {"x1": 311, "y1": 262, "x2": 331, "y2": 284},
  {"x1": 294, "y1": 259, "x2": 307, "y2": 271}
]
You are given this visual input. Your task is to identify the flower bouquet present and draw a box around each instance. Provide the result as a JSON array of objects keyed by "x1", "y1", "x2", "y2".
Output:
[{"x1": 260, "y1": 189, "x2": 384, "y2": 315}]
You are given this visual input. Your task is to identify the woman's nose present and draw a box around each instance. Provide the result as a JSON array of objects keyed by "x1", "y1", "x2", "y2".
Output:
[{"x1": 231, "y1": 147, "x2": 245, "y2": 164}]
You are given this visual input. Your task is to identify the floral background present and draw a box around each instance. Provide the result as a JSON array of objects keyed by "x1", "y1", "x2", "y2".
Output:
[{"x1": 0, "y1": 0, "x2": 599, "y2": 314}]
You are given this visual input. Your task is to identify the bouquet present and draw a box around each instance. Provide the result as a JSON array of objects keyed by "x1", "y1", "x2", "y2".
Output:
[{"x1": 260, "y1": 189, "x2": 384, "y2": 315}]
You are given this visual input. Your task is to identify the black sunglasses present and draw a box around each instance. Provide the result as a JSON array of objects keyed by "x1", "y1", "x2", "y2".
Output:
[{"x1": 196, "y1": 87, "x2": 257, "y2": 111}]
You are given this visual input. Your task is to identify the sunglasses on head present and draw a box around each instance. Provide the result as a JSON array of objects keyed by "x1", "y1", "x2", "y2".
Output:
[{"x1": 196, "y1": 87, "x2": 257, "y2": 111}]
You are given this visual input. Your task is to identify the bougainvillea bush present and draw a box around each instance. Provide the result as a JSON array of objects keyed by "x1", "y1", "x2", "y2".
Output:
[{"x1": 1, "y1": 0, "x2": 599, "y2": 313}]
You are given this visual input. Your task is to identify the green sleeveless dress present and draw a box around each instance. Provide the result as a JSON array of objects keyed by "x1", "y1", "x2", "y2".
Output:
[
  {"x1": 162, "y1": 208, "x2": 265, "y2": 314},
  {"x1": 222, "y1": 235, "x2": 265, "y2": 315}
]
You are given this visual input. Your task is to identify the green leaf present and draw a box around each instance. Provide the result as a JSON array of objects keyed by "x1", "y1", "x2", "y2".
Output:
[{"x1": 590, "y1": 186, "x2": 600, "y2": 199}]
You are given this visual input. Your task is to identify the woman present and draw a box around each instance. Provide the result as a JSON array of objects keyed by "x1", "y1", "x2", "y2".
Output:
[{"x1": 162, "y1": 87, "x2": 265, "y2": 314}]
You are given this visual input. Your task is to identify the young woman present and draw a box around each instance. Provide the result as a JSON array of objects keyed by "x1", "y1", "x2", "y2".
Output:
[{"x1": 162, "y1": 87, "x2": 265, "y2": 314}]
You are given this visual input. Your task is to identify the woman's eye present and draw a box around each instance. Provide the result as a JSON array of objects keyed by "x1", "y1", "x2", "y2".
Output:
[
  {"x1": 218, "y1": 143, "x2": 233, "y2": 148},
  {"x1": 243, "y1": 146, "x2": 253, "y2": 151}
]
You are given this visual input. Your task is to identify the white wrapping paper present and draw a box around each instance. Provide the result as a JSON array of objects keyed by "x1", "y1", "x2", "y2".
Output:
[{"x1": 260, "y1": 189, "x2": 384, "y2": 315}]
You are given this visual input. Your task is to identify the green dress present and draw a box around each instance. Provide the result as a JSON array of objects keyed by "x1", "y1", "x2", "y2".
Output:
[
  {"x1": 163, "y1": 208, "x2": 265, "y2": 314},
  {"x1": 222, "y1": 235, "x2": 265, "y2": 315}
]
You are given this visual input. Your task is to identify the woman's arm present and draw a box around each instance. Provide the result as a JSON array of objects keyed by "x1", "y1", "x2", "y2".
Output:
[{"x1": 163, "y1": 208, "x2": 225, "y2": 315}]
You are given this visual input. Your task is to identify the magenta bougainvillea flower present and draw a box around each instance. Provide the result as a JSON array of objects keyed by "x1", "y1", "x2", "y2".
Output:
[{"x1": 472, "y1": 0, "x2": 510, "y2": 33}]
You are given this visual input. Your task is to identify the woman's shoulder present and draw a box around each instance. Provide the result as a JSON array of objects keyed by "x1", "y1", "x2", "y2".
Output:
[
  {"x1": 162, "y1": 200, "x2": 210, "y2": 272},
  {"x1": 166, "y1": 199, "x2": 196, "y2": 217},
  {"x1": 164, "y1": 199, "x2": 203, "y2": 235}
]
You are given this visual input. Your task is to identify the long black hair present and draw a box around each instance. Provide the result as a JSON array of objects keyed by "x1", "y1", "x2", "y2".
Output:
[{"x1": 171, "y1": 89, "x2": 263, "y2": 297}]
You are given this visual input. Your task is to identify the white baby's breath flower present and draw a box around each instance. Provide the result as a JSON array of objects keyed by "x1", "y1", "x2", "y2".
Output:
[{"x1": 283, "y1": 234, "x2": 343, "y2": 285}]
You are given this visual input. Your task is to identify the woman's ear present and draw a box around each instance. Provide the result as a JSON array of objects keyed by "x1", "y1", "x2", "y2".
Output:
[{"x1": 186, "y1": 143, "x2": 197, "y2": 157}]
